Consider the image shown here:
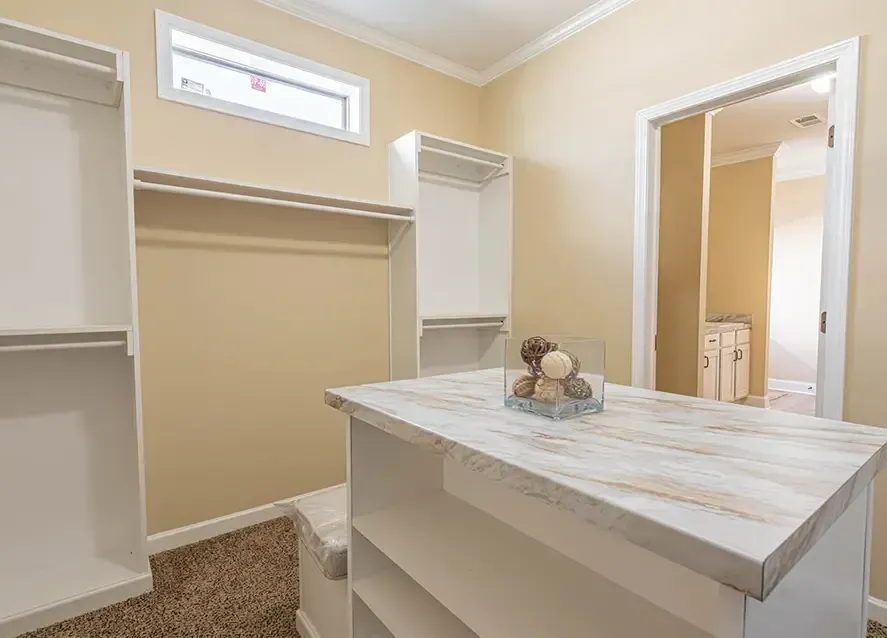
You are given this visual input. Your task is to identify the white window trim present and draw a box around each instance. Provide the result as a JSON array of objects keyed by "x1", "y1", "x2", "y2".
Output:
[{"x1": 154, "y1": 10, "x2": 370, "y2": 146}]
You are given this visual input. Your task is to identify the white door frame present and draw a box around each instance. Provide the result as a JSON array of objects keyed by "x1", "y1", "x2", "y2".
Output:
[{"x1": 631, "y1": 38, "x2": 860, "y2": 420}]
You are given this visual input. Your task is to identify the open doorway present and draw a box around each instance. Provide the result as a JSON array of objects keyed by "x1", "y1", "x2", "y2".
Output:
[
  {"x1": 632, "y1": 39, "x2": 859, "y2": 421},
  {"x1": 709, "y1": 83, "x2": 829, "y2": 416}
]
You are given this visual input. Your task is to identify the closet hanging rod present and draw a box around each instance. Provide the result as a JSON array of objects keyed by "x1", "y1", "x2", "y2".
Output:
[
  {"x1": 0, "y1": 39, "x2": 117, "y2": 76},
  {"x1": 133, "y1": 180, "x2": 415, "y2": 222},
  {"x1": 423, "y1": 322, "x2": 505, "y2": 330},
  {"x1": 0, "y1": 340, "x2": 127, "y2": 354},
  {"x1": 420, "y1": 146, "x2": 506, "y2": 169}
]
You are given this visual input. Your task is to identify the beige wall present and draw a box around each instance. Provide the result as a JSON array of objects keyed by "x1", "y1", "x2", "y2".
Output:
[
  {"x1": 1, "y1": 0, "x2": 481, "y2": 533},
  {"x1": 2, "y1": 0, "x2": 480, "y2": 200},
  {"x1": 769, "y1": 176, "x2": 825, "y2": 385},
  {"x1": 707, "y1": 157, "x2": 774, "y2": 398},
  {"x1": 479, "y1": 0, "x2": 887, "y2": 598},
  {"x1": 656, "y1": 115, "x2": 711, "y2": 397}
]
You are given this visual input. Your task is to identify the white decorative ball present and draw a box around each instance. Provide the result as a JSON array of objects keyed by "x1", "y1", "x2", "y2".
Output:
[{"x1": 540, "y1": 351, "x2": 573, "y2": 380}]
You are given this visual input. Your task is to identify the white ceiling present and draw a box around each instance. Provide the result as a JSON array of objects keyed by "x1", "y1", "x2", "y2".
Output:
[
  {"x1": 712, "y1": 81, "x2": 830, "y2": 180},
  {"x1": 712, "y1": 82, "x2": 829, "y2": 155},
  {"x1": 259, "y1": 0, "x2": 635, "y2": 84}
]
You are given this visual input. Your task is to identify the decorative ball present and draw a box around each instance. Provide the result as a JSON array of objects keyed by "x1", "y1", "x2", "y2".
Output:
[
  {"x1": 564, "y1": 377, "x2": 593, "y2": 400},
  {"x1": 520, "y1": 336, "x2": 558, "y2": 375},
  {"x1": 562, "y1": 350, "x2": 581, "y2": 379},
  {"x1": 540, "y1": 351, "x2": 574, "y2": 380},
  {"x1": 535, "y1": 377, "x2": 564, "y2": 404},
  {"x1": 512, "y1": 375, "x2": 537, "y2": 398}
]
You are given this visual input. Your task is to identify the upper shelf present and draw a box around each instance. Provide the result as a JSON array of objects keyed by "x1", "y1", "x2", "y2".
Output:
[
  {"x1": 0, "y1": 18, "x2": 122, "y2": 106},
  {"x1": 418, "y1": 133, "x2": 509, "y2": 185},
  {"x1": 134, "y1": 168, "x2": 415, "y2": 222},
  {"x1": 0, "y1": 325, "x2": 131, "y2": 338},
  {"x1": 0, "y1": 325, "x2": 133, "y2": 355}
]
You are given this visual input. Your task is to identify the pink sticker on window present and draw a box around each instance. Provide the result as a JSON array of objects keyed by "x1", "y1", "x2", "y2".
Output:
[{"x1": 250, "y1": 76, "x2": 267, "y2": 92}]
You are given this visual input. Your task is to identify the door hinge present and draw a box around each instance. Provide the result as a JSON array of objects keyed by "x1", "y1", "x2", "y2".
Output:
[
  {"x1": 654, "y1": 334, "x2": 658, "y2": 352},
  {"x1": 828, "y1": 125, "x2": 835, "y2": 148},
  {"x1": 820, "y1": 311, "x2": 828, "y2": 334}
]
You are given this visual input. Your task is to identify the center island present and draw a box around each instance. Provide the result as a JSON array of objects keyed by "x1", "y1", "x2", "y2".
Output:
[{"x1": 325, "y1": 369, "x2": 887, "y2": 638}]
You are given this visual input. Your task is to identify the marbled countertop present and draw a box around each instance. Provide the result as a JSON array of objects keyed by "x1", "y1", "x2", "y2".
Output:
[
  {"x1": 705, "y1": 321, "x2": 749, "y2": 335},
  {"x1": 326, "y1": 369, "x2": 887, "y2": 601}
]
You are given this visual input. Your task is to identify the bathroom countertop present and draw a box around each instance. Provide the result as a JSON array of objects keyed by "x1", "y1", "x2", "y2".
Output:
[
  {"x1": 704, "y1": 321, "x2": 750, "y2": 335},
  {"x1": 326, "y1": 369, "x2": 887, "y2": 601}
]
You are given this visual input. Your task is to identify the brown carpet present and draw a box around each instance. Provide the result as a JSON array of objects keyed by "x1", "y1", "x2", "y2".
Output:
[
  {"x1": 18, "y1": 517, "x2": 887, "y2": 637},
  {"x1": 22, "y1": 518, "x2": 300, "y2": 637}
]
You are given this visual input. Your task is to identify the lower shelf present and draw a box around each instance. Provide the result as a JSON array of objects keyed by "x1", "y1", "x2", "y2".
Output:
[
  {"x1": 353, "y1": 562, "x2": 476, "y2": 638},
  {"x1": 353, "y1": 596, "x2": 394, "y2": 638},
  {"x1": 354, "y1": 491, "x2": 703, "y2": 638},
  {"x1": 0, "y1": 556, "x2": 150, "y2": 633}
]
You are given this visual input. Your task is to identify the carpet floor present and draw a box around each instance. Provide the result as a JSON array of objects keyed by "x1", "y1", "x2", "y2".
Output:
[
  {"x1": 22, "y1": 518, "x2": 300, "y2": 637},
  {"x1": 19, "y1": 518, "x2": 887, "y2": 637}
]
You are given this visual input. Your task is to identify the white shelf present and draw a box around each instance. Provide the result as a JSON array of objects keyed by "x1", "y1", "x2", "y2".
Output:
[
  {"x1": 134, "y1": 167, "x2": 414, "y2": 222},
  {"x1": 419, "y1": 133, "x2": 508, "y2": 184},
  {"x1": 0, "y1": 325, "x2": 132, "y2": 355},
  {"x1": 0, "y1": 556, "x2": 148, "y2": 630},
  {"x1": 353, "y1": 596, "x2": 395, "y2": 638},
  {"x1": 355, "y1": 491, "x2": 629, "y2": 638},
  {"x1": 0, "y1": 18, "x2": 121, "y2": 106},
  {"x1": 0, "y1": 325, "x2": 131, "y2": 338},
  {"x1": 353, "y1": 567, "x2": 476, "y2": 638}
]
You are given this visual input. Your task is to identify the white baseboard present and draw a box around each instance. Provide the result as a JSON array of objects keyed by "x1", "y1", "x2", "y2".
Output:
[
  {"x1": 741, "y1": 395, "x2": 769, "y2": 408},
  {"x1": 147, "y1": 502, "x2": 284, "y2": 555},
  {"x1": 870, "y1": 596, "x2": 887, "y2": 626},
  {"x1": 769, "y1": 378, "x2": 816, "y2": 395},
  {"x1": 0, "y1": 572, "x2": 152, "y2": 638},
  {"x1": 296, "y1": 610, "x2": 321, "y2": 638}
]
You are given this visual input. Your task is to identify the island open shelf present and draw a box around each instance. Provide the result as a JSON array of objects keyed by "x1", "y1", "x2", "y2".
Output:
[{"x1": 352, "y1": 531, "x2": 476, "y2": 638}]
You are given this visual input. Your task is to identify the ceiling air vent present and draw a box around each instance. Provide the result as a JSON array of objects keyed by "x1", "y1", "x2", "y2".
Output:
[{"x1": 790, "y1": 114, "x2": 825, "y2": 129}]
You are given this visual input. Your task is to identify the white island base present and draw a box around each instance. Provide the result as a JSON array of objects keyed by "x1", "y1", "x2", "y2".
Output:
[{"x1": 347, "y1": 418, "x2": 871, "y2": 638}]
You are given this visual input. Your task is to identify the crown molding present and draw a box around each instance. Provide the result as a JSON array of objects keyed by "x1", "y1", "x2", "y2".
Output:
[
  {"x1": 711, "y1": 142, "x2": 783, "y2": 168},
  {"x1": 480, "y1": 0, "x2": 639, "y2": 84},
  {"x1": 256, "y1": 0, "x2": 638, "y2": 87},
  {"x1": 255, "y1": 0, "x2": 484, "y2": 85},
  {"x1": 775, "y1": 141, "x2": 827, "y2": 182}
]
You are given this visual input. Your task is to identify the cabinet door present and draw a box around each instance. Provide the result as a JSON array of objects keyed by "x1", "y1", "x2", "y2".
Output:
[
  {"x1": 734, "y1": 343, "x2": 750, "y2": 400},
  {"x1": 702, "y1": 349, "x2": 719, "y2": 400},
  {"x1": 719, "y1": 347, "x2": 735, "y2": 402}
]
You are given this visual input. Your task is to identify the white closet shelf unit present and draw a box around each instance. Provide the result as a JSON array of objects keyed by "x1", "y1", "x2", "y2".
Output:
[
  {"x1": 0, "y1": 18, "x2": 150, "y2": 638},
  {"x1": 134, "y1": 168, "x2": 415, "y2": 222},
  {"x1": 389, "y1": 131, "x2": 513, "y2": 380}
]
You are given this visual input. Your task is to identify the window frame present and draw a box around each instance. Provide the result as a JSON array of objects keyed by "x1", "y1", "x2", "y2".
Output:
[{"x1": 154, "y1": 10, "x2": 370, "y2": 146}]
